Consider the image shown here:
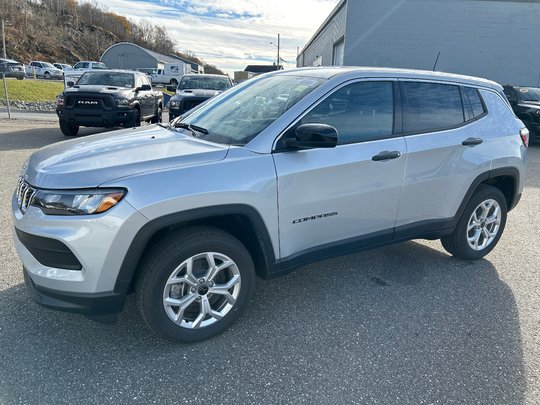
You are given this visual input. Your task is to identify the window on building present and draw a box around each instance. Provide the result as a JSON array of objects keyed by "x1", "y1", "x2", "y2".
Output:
[
  {"x1": 403, "y1": 82, "x2": 464, "y2": 133},
  {"x1": 332, "y1": 38, "x2": 345, "y2": 66}
]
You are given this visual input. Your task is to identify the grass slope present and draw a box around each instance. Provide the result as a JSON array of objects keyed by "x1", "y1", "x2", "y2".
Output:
[{"x1": 1, "y1": 78, "x2": 63, "y2": 102}]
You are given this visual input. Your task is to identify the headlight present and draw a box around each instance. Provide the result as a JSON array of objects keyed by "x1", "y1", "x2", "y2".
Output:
[
  {"x1": 31, "y1": 189, "x2": 126, "y2": 215},
  {"x1": 170, "y1": 100, "x2": 180, "y2": 107},
  {"x1": 535, "y1": 109, "x2": 540, "y2": 115},
  {"x1": 116, "y1": 98, "x2": 130, "y2": 105}
]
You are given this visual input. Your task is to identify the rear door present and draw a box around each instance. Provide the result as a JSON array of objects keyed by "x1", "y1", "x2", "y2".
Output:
[
  {"x1": 273, "y1": 80, "x2": 407, "y2": 259},
  {"x1": 395, "y1": 81, "x2": 492, "y2": 233}
]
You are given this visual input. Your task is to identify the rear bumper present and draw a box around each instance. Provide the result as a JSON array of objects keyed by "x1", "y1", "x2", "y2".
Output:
[
  {"x1": 23, "y1": 267, "x2": 126, "y2": 315},
  {"x1": 57, "y1": 108, "x2": 134, "y2": 127}
]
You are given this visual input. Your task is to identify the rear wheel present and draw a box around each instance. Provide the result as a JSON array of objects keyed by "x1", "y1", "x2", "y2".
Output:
[
  {"x1": 441, "y1": 185, "x2": 507, "y2": 260},
  {"x1": 170, "y1": 78, "x2": 178, "y2": 86},
  {"x1": 44, "y1": 71, "x2": 51, "y2": 79},
  {"x1": 59, "y1": 120, "x2": 79, "y2": 136},
  {"x1": 136, "y1": 226, "x2": 256, "y2": 342}
]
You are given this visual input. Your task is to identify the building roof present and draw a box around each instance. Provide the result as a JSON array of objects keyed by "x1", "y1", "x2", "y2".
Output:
[
  {"x1": 244, "y1": 65, "x2": 283, "y2": 73},
  {"x1": 101, "y1": 42, "x2": 200, "y2": 70}
]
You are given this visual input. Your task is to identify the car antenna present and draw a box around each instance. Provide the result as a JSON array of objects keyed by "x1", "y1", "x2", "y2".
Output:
[{"x1": 432, "y1": 51, "x2": 441, "y2": 71}]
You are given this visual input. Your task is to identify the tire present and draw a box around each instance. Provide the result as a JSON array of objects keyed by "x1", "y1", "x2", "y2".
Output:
[
  {"x1": 16, "y1": 76, "x2": 24, "y2": 80},
  {"x1": 170, "y1": 78, "x2": 178, "y2": 86},
  {"x1": 129, "y1": 108, "x2": 141, "y2": 127},
  {"x1": 151, "y1": 105, "x2": 162, "y2": 124},
  {"x1": 44, "y1": 72, "x2": 50, "y2": 79},
  {"x1": 441, "y1": 185, "x2": 507, "y2": 260},
  {"x1": 136, "y1": 226, "x2": 256, "y2": 343},
  {"x1": 59, "y1": 120, "x2": 79, "y2": 136}
]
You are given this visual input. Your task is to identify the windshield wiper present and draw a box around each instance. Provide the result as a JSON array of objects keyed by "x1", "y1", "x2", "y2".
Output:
[{"x1": 172, "y1": 122, "x2": 209, "y2": 137}]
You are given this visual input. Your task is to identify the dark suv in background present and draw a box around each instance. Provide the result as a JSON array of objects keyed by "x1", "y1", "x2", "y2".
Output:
[
  {"x1": 503, "y1": 85, "x2": 540, "y2": 143},
  {"x1": 168, "y1": 74, "x2": 233, "y2": 120},
  {"x1": 0, "y1": 58, "x2": 25, "y2": 80}
]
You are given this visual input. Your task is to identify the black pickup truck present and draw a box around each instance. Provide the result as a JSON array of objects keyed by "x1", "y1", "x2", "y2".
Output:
[{"x1": 56, "y1": 70, "x2": 164, "y2": 136}]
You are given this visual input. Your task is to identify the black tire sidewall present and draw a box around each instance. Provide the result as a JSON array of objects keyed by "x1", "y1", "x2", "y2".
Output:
[
  {"x1": 138, "y1": 231, "x2": 255, "y2": 342},
  {"x1": 454, "y1": 186, "x2": 508, "y2": 260}
]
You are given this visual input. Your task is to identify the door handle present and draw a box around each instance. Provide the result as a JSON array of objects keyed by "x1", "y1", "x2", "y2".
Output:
[
  {"x1": 462, "y1": 137, "x2": 483, "y2": 146},
  {"x1": 372, "y1": 151, "x2": 402, "y2": 161}
]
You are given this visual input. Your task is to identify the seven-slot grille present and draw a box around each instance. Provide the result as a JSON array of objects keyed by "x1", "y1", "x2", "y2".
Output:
[{"x1": 16, "y1": 177, "x2": 36, "y2": 214}]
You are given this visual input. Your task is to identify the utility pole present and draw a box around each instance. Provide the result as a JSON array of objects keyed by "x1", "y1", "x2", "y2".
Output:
[
  {"x1": 2, "y1": 18, "x2": 11, "y2": 120},
  {"x1": 277, "y1": 33, "x2": 280, "y2": 70}
]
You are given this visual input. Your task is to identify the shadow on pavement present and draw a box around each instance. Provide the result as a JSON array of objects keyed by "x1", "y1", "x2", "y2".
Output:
[
  {"x1": 0, "y1": 126, "x2": 116, "y2": 151},
  {"x1": 0, "y1": 241, "x2": 525, "y2": 404}
]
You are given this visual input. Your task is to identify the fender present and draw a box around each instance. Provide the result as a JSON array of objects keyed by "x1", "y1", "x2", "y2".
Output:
[{"x1": 113, "y1": 204, "x2": 277, "y2": 296}]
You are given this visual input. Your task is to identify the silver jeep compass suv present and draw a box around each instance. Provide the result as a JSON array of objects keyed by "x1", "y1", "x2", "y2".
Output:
[{"x1": 12, "y1": 67, "x2": 528, "y2": 342}]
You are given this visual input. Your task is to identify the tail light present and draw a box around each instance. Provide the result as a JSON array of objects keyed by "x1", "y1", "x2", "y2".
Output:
[{"x1": 520, "y1": 127, "x2": 529, "y2": 147}]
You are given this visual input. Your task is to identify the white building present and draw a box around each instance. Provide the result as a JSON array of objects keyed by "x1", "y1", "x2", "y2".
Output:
[{"x1": 298, "y1": 0, "x2": 540, "y2": 86}]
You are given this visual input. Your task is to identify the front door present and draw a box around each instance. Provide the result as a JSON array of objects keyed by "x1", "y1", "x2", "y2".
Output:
[{"x1": 273, "y1": 80, "x2": 407, "y2": 260}]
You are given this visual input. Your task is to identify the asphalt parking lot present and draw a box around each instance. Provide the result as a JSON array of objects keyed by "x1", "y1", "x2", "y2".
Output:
[{"x1": 0, "y1": 121, "x2": 539, "y2": 404}]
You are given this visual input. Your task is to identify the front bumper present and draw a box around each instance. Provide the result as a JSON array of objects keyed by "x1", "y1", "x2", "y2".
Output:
[
  {"x1": 57, "y1": 107, "x2": 135, "y2": 128},
  {"x1": 24, "y1": 267, "x2": 125, "y2": 315}
]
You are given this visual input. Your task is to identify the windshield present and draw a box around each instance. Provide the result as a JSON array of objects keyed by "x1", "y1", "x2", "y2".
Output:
[
  {"x1": 42, "y1": 62, "x2": 55, "y2": 68},
  {"x1": 178, "y1": 75, "x2": 324, "y2": 145},
  {"x1": 519, "y1": 87, "x2": 540, "y2": 102},
  {"x1": 179, "y1": 76, "x2": 232, "y2": 91},
  {"x1": 77, "y1": 72, "x2": 134, "y2": 87}
]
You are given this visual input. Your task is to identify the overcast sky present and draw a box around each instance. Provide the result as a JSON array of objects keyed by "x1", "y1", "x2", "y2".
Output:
[{"x1": 93, "y1": 0, "x2": 339, "y2": 74}]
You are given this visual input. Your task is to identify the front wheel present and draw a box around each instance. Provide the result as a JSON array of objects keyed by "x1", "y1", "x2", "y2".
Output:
[
  {"x1": 441, "y1": 185, "x2": 507, "y2": 260},
  {"x1": 136, "y1": 226, "x2": 256, "y2": 342},
  {"x1": 128, "y1": 108, "x2": 141, "y2": 127},
  {"x1": 151, "y1": 105, "x2": 162, "y2": 124},
  {"x1": 59, "y1": 120, "x2": 79, "y2": 136}
]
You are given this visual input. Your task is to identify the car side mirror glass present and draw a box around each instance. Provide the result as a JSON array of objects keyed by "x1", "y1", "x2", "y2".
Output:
[{"x1": 286, "y1": 123, "x2": 338, "y2": 150}]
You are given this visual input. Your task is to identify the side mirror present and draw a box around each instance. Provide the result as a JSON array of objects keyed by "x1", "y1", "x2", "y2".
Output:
[
  {"x1": 138, "y1": 84, "x2": 151, "y2": 91},
  {"x1": 66, "y1": 81, "x2": 74, "y2": 88},
  {"x1": 286, "y1": 123, "x2": 338, "y2": 149}
]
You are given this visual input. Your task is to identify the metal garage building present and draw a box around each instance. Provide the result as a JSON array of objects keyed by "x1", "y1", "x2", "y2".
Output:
[
  {"x1": 298, "y1": 0, "x2": 540, "y2": 86},
  {"x1": 101, "y1": 42, "x2": 202, "y2": 73}
]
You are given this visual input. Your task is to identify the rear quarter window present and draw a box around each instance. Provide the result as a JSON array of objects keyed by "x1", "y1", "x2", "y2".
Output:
[{"x1": 402, "y1": 82, "x2": 464, "y2": 133}]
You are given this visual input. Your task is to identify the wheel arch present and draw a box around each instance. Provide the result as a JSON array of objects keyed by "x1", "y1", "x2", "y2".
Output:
[
  {"x1": 114, "y1": 204, "x2": 277, "y2": 298},
  {"x1": 457, "y1": 168, "x2": 521, "y2": 222}
]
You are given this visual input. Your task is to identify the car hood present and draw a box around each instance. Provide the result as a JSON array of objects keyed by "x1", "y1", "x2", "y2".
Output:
[
  {"x1": 65, "y1": 85, "x2": 134, "y2": 96},
  {"x1": 173, "y1": 89, "x2": 222, "y2": 99},
  {"x1": 23, "y1": 125, "x2": 229, "y2": 189}
]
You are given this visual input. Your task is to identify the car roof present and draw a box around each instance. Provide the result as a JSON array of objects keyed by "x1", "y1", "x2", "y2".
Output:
[
  {"x1": 182, "y1": 74, "x2": 230, "y2": 79},
  {"x1": 272, "y1": 66, "x2": 501, "y2": 90},
  {"x1": 81, "y1": 69, "x2": 136, "y2": 74}
]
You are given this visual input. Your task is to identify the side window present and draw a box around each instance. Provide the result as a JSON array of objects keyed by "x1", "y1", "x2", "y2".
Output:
[
  {"x1": 135, "y1": 75, "x2": 143, "y2": 88},
  {"x1": 403, "y1": 82, "x2": 464, "y2": 133},
  {"x1": 294, "y1": 81, "x2": 394, "y2": 145},
  {"x1": 463, "y1": 87, "x2": 486, "y2": 118},
  {"x1": 503, "y1": 86, "x2": 518, "y2": 103},
  {"x1": 142, "y1": 74, "x2": 151, "y2": 87}
]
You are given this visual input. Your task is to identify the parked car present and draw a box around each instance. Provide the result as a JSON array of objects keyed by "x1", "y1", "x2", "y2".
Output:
[
  {"x1": 55, "y1": 70, "x2": 163, "y2": 136},
  {"x1": 0, "y1": 58, "x2": 25, "y2": 80},
  {"x1": 72, "y1": 61, "x2": 107, "y2": 71},
  {"x1": 53, "y1": 63, "x2": 73, "y2": 71},
  {"x1": 13, "y1": 67, "x2": 528, "y2": 342},
  {"x1": 168, "y1": 74, "x2": 233, "y2": 120},
  {"x1": 503, "y1": 85, "x2": 540, "y2": 143},
  {"x1": 25, "y1": 61, "x2": 64, "y2": 79}
]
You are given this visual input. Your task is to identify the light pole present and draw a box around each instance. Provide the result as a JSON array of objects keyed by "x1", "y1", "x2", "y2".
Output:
[
  {"x1": 269, "y1": 33, "x2": 281, "y2": 68},
  {"x1": 1, "y1": 18, "x2": 11, "y2": 120}
]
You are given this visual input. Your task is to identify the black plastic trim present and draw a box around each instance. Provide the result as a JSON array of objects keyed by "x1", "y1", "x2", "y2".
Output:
[
  {"x1": 23, "y1": 268, "x2": 124, "y2": 315},
  {"x1": 113, "y1": 204, "x2": 277, "y2": 293},
  {"x1": 15, "y1": 228, "x2": 82, "y2": 270}
]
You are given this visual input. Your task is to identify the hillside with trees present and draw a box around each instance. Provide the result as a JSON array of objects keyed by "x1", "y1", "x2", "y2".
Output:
[{"x1": 0, "y1": 0, "x2": 225, "y2": 74}]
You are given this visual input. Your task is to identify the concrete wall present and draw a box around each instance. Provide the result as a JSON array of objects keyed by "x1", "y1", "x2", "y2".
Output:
[
  {"x1": 297, "y1": 2, "x2": 348, "y2": 67},
  {"x1": 101, "y1": 44, "x2": 157, "y2": 70},
  {"x1": 343, "y1": 0, "x2": 540, "y2": 86}
]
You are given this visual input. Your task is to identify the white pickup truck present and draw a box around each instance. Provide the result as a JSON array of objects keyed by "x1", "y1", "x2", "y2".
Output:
[{"x1": 150, "y1": 62, "x2": 192, "y2": 86}]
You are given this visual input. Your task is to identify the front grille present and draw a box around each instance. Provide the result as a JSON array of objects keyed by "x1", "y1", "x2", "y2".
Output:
[
  {"x1": 64, "y1": 93, "x2": 115, "y2": 110},
  {"x1": 16, "y1": 177, "x2": 37, "y2": 214}
]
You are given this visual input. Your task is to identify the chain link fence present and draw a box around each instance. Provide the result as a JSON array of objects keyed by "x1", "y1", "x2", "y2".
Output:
[{"x1": 1, "y1": 76, "x2": 58, "y2": 123}]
